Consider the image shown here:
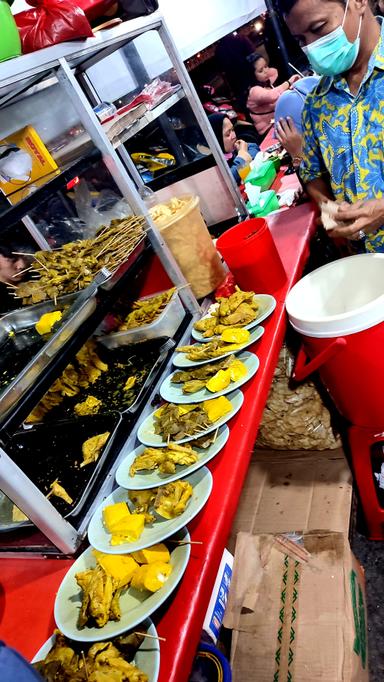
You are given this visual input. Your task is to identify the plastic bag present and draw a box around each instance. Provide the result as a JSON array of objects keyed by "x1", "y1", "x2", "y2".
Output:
[
  {"x1": 14, "y1": 0, "x2": 93, "y2": 54},
  {"x1": 76, "y1": 0, "x2": 117, "y2": 22},
  {"x1": 74, "y1": 179, "x2": 133, "y2": 234},
  {"x1": 257, "y1": 345, "x2": 341, "y2": 450},
  {"x1": 118, "y1": 0, "x2": 158, "y2": 19}
]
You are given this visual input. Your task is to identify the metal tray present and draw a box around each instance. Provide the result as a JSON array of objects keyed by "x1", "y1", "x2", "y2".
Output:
[
  {"x1": 42, "y1": 337, "x2": 174, "y2": 422},
  {"x1": 0, "y1": 291, "x2": 97, "y2": 419},
  {"x1": 0, "y1": 412, "x2": 122, "y2": 532}
]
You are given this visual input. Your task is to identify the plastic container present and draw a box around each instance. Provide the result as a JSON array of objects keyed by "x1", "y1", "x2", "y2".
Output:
[
  {"x1": 246, "y1": 189, "x2": 280, "y2": 217},
  {"x1": 152, "y1": 194, "x2": 226, "y2": 299},
  {"x1": 0, "y1": 1, "x2": 21, "y2": 62},
  {"x1": 99, "y1": 289, "x2": 184, "y2": 347},
  {"x1": 245, "y1": 159, "x2": 277, "y2": 191},
  {"x1": 216, "y1": 217, "x2": 287, "y2": 294},
  {"x1": 286, "y1": 253, "x2": 384, "y2": 427}
]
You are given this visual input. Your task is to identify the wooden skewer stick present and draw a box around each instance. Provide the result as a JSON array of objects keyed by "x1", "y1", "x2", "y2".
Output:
[
  {"x1": 134, "y1": 632, "x2": 167, "y2": 642},
  {"x1": 12, "y1": 251, "x2": 35, "y2": 257},
  {"x1": 34, "y1": 257, "x2": 49, "y2": 272},
  {"x1": 168, "y1": 540, "x2": 203, "y2": 545},
  {"x1": 81, "y1": 651, "x2": 89, "y2": 681},
  {"x1": 12, "y1": 266, "x2": 32, "y2": 278},
  {"x1": 212, "y1": 427, "x2": 219, "y2": 444}
]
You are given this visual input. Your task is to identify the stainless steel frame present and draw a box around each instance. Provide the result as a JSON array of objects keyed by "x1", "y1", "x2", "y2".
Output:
[{"x1": 0, "y1": 10, "x2": 245, "y2": 554}]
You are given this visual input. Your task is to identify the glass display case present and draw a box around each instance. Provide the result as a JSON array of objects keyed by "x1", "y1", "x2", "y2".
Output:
[{"x1": 0, "y1": 12, "x2": 246, "y2": 556}]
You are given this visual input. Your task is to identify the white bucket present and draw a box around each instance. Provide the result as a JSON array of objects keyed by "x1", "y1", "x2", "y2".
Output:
[{"x1": 286, "y1": 254, "x2": 384, "y2": 338}]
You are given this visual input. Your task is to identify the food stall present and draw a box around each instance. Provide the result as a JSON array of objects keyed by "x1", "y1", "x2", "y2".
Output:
[{"x1": 0, "y1": 8, "x2": 318, "y2": 682}]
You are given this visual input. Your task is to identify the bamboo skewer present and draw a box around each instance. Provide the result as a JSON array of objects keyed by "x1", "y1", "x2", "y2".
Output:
[
  {"x1": 12, "y1": 266, "x2": 33, "y2": 278},
  {"x1": 81, "y1": 651, "x2": 89, "y2": 681},
  {"x1": 169, "y1": 540, "x2": 203, "y2": 546},
  {"x1": 134, "y1": 632, "x2": 167, "y2": 642}
]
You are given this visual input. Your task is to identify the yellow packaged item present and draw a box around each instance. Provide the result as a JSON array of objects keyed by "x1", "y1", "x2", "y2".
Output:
[
  {"x1": 35, "y1": 310, "x2": 62, "y2": 335},
  {"x1": 221, "y1": 328, "x2": 250, "y2": 344},
  {"x1": 206, "y1": 369, "x2": 231, "y2": 393},
  {"x1": 229, "y1": 359, "x2": 248, "y2": 382},
  {"x1": 131, "y1": 561, "x2": 173, "y2": 592},
  {"x1": 0, "y1": 125, "x2": 59, "y2": 204},
  {"x1": 203, "y1": 395, "x2": 232, "y2": 422},
  {"x1": 92, "y1": 550, "x2": 138, "y2": 587},
  {"x1": 131, "y1": 543, "x2": 170, "y2": 565}
]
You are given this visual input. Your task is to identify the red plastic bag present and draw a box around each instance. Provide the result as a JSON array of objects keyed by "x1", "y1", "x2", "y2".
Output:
[
  {"x1": 14, "y1": 0, "x2": 93, "y2": 54},
  {"x1": 76, "y1": 0, "x2": 117, "y2": 22},
  {"x1": 214, "y1": 272, "x2": 236, "y2": 299}
]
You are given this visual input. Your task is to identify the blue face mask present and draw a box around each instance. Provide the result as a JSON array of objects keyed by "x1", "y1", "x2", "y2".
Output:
[{"x1": 302, "y1": 2, "x2": 362, "y2": 76}]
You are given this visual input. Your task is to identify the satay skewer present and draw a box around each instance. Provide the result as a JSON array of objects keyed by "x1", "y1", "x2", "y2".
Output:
[{"x1": 134, "y1": 632, "x2": 167, "y2": 642}]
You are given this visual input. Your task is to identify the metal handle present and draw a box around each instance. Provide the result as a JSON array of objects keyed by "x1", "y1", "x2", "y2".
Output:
[{"x1": 292, "y1": 337, "x2": 347, "y2": 382}]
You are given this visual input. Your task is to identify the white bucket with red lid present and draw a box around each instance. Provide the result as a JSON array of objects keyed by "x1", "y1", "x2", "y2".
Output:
[{"x1": 286, "y1": 254, "x2": 384, "y2": 427}]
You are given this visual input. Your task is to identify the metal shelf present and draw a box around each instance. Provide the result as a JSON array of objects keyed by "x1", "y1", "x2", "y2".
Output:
[
  {"x1": 0, "y1": 13, "x2": 163, "y2": 90},
  {"x1": 112, "y1": 89, "x2": 185, "y2": 148},
  {"x1": 0, "y1": 148, "x2": 101, "y2": 230},
  {"x1": 0, "y1": 238, "x2": 151, "y2": 437}
]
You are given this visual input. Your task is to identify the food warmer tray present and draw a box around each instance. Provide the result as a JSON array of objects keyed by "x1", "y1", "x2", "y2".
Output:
[
  {"x1": 42, "y1": 337, "x2": 175, "y2": 423},
  {"x1": 0, "y1": 412, "x2": 122, "y2": 533},
  {"x1": 0, "y1": 239, "x2": 151, "y2": 435},
  {"x1": 0, "y1": 337, "x2": 175, "y2": 535}
]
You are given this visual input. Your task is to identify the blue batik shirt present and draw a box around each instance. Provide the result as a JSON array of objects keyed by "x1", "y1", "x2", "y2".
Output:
[{"x1": 300, "y1": 18, "x2": 384, "y2": 252}]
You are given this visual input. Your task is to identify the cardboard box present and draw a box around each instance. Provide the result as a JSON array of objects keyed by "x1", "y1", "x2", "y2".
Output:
[
  {"x1": 225, "y1": 532, "x2": 368, "y2": 682},
  {"x1": 228, "y1": 449, "x2": 352, "y2": 552},
  {"x1": 203, "y1": 548, "x2": 233, "y2": 643},
  {"x1": 0, "y1": 125, "x2": 58, "y2": 203}
]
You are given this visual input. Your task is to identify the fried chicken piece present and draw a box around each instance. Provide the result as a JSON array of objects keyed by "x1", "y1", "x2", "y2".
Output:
[
  {"x1": 182, "y1": 379, "x2": 206, "y2": 394},
  {"x1": 81, "y1": 432, "x2": 110, "y2": 468},
  {"x1": 193, "y1": 315, "x2": 218, "y2": 333},
  {"x1": 47, "y1": 479, "x2": 73, "y2": 505},
  {"x1": 74, "y1": 395, "x2": 102, "y2": 416},
  {"x1": 75, "y1": 565, "x2": 116, "y2": 628},
  {"x1": 128, "y1": 489, "x2": 157, "y2": 524},
  {"x1": 129, "y1": 448, "x2": 165, "y2": 477},
  {"x1": 221, "y1": 302, "x2": 257, "y2": 327},
  {"x1": 154, "y1": 480, "x2": 193, "y2": 519}
]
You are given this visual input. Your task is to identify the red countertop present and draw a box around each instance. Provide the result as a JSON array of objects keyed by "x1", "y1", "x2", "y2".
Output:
[{"x1": 0, "y1": 201, "x2": 317, "y2": 679}]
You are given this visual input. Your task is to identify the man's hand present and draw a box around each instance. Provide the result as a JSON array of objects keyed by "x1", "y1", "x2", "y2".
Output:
[
  {"x1": 275, "y1": 117, "x2": 302, "y2": 160},
  {"x1": 288, "y1": 74, "x2": 301, "y2": 85},
  {"x1": 328, "y1": 198, "x2": 384, "y2": 239}
]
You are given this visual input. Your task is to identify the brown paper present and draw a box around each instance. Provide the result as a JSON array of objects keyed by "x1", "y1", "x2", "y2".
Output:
[
  {"x1": 225, "y1": 532, "x2": 369, "y2": 682},
  {"x1": 152, "y1": 195, "x2": 225, "y2": 298}
]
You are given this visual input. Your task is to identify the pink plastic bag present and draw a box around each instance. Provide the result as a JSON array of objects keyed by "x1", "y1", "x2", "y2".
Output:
[{"x1": 14, "y1": 0, "x2": 93, "y2": 54}]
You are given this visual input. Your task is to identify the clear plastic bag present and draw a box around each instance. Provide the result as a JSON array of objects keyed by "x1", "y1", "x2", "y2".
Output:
[
  {"x1": 73, "y1": 180, "x2": 133, "y2": 234},
  {"x1": 257, "y1": 345, "x2": 341, "y2": 450}
]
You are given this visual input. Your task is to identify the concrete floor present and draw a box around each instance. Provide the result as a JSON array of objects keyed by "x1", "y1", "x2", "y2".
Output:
[{"x1": 351, "y1": 531, "x2": 384, "y2": 682}]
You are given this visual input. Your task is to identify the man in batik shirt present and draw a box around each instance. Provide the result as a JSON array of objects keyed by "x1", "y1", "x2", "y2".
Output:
[{"x1": 278, "y1": 0, "x2": 384, "y2": 252}]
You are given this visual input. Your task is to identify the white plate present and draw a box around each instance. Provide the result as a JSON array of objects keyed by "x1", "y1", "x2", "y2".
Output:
[
  {"x1": 160, "y1": 351, "x2": 259, "y2": 404},
  {"x1": 191, "y1": 294, "x2": 276, "y2": 342},
  {"x1": 137, "y1": 389, "x2": 244, "y2": 447},
  {"x1": 173, "y1": 326, "x2": 264, "y2": 368},
  {"x1": 54, "y1": 527, "x2": 190, "y2": 642},
  {"x1": 32, "y1": 618, "x2": 160, "y2": 682},
  {"x1": 116, "y1": 424, "x2": 229, "y2": 490},
  {"x1": 88, "y1": 467, "x2": 212, "y2": 554}
]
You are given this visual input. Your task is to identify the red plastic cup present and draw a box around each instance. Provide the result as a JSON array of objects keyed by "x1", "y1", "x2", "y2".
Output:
[{"x1": 216, "y1": 217, "x2": 287, "y2": 294}]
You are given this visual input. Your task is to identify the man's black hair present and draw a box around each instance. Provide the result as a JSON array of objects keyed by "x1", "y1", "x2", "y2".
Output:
[{"x1": 276, "y1": 0, "x2": 345, "y2": 16}]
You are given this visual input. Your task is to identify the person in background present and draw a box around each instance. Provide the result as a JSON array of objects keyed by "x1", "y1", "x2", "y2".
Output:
[
  {"x1": 246, "y1": 54, "x2": 301, "y2": 138},
  {"x1": 0, "y1": 243, "x2": 34, "y2": 314},
  {"x1": 274, "y1": 76, "x2": 319, "y2": 167},
  {"x1": 208, "y1": 113, "x2": 259, "y2": 184},
  {"x1": 215, "y1": 34, "x2": 255, "y2": 111},
  {"x1": 278, "y1": 0, "x2": 384, "y2": 252}
]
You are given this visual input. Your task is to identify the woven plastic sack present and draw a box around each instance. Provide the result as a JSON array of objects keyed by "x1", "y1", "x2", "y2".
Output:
[
  {"x1": 257, "y1": 345, "x2": 341, "y2": 450},
  {"x1": 14, "y1": 0, "x2": 93, "y2": 54}
]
